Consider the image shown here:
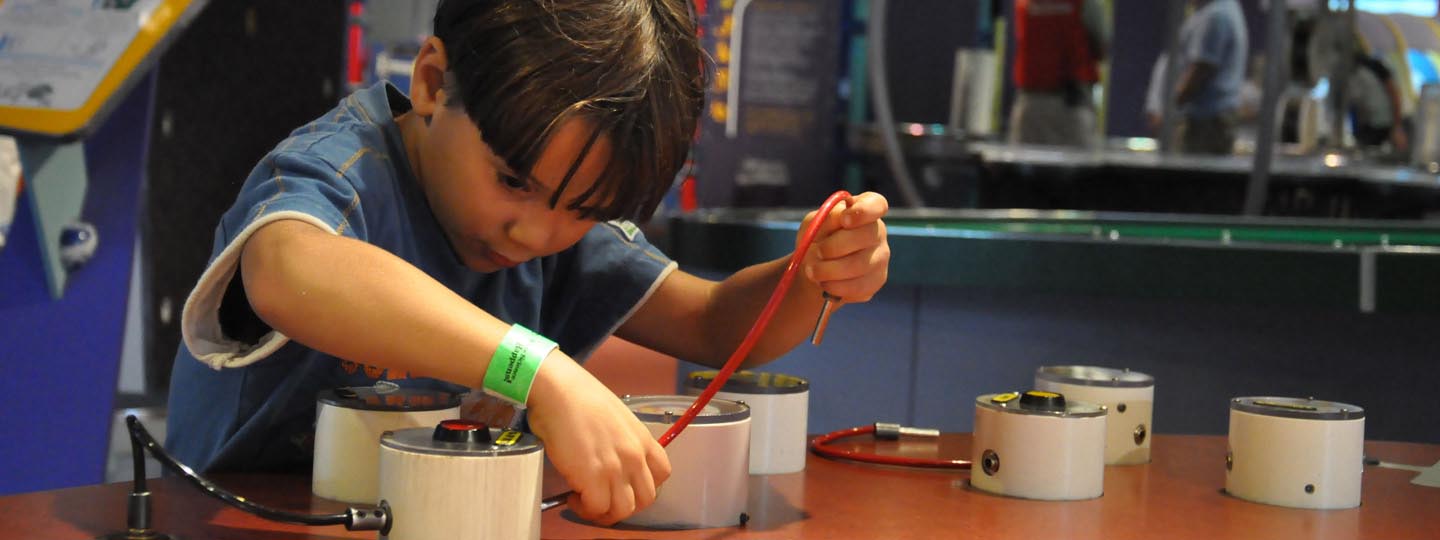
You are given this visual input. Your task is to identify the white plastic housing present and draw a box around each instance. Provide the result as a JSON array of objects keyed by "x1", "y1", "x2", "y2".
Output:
[
  {"x1": 312, "y1": 401, "x2": 459, "y2": 503},
  {"x1": 685, "y1": 388, "x2": 808, "y2": 474},
  {"x1": 623, "y1": 414, "x2": 751, "y2": 528},
  {"x1": 971, "y1": 402, "x2": 1107, "y2": 500},
  {"x1": 1034, "y1": 379, "x2": 1154, "y2": 465},
  {"x1": 377, "y1": 436, "x2": 543, "y2": 540},
  {"x1": 1226, "y1": 408, "x2": 1364, "y2": 509}
]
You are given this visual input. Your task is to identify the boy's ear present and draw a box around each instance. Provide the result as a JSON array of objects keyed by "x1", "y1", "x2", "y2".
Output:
[{"x1": 409, "y1": 36, "x2": 449, "y2": 118}]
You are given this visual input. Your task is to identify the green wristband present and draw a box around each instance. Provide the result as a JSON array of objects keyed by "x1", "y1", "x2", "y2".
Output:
[{"x1": 482, "y1": 324, "x2": 557, "y2": 407}]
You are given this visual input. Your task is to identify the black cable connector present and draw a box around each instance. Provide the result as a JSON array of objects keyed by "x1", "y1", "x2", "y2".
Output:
[{"x1": 122, "y1": 415, "x2": 391, "y2": 534}]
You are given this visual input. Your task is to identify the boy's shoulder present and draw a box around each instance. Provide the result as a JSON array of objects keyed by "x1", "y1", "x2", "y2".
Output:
[
  {"x1": 602, "y1": 220, "x2": 643, "y2": 243},
  {"x1": 280, "y1": 88, "x2": 396, "y2": 156},
  {"x1": 262, "y1": 86, "x2": 404, "y2": 182}
]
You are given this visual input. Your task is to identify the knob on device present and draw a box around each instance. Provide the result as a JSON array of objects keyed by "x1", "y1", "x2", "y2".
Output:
[
  {"x1": 433, "y1": 419, "x2": 491, "y2": 444},
  {"x1": 1019, "y1": 390, "x2": 1066, "y2": 412}
]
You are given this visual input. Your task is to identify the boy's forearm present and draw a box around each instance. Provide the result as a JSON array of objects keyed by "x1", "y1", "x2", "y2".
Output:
[
  {"x1": 241, "y1": 220, "x2": 510, "y2": 386},
  {"x1": 701, "y1": 255, "x2": 828, "y2": 367}
]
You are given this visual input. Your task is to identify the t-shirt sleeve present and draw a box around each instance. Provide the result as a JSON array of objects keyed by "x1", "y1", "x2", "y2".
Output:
[
  {"x1": 181, "y1": 143, "x2": 373, "y2": 370},
  {"x1": 543, "y1": 220, "x2": 677, "y2": 360},
  {"x1": 1187, "y1": 11, "x2": 1234, "y2": 67}
]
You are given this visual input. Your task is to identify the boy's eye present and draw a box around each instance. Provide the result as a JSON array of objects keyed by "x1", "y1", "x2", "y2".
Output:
[{"x1": 499, "y1": 174, "x2": 528, "y2": 191}]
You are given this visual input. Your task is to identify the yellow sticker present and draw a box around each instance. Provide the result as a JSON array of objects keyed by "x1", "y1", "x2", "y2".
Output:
[
  {"x1": 991, "y1": 392, "x2": 1020, "y2": 404},
  {"x1": 1025, "y1": 390, "x2": 1062, "y2": 399},
  {"x1": 496, "y1": 430, "x2": 522, "y2": 446}
]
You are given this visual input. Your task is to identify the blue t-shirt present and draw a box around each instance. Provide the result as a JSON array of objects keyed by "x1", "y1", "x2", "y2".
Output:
[
  {"x1": 165, "y1": 83, "x2": 676, "y2": 472},
  {"x1": 1179, "y1": 0, "x2": 1248, "y2": 117}
]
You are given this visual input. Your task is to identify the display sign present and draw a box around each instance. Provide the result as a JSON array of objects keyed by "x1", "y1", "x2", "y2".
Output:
[
  {"x1": 0, "y1": 0, "x2": 204, "y2": 139},
  {"x1": 696, "y1": 0, "x2": 843, "y2": 207}
]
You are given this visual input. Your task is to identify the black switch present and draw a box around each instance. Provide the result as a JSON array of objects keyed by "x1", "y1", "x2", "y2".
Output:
[{"x1": 1019, "y1": 390, "x2": 1067, "y2": 412}]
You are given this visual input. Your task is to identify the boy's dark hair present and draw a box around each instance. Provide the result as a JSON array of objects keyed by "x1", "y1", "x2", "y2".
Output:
[{"x1": 433, "y1": 0, "x2": 705, "y2": 223}]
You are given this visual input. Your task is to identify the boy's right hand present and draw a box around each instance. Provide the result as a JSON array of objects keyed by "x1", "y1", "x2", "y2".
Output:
[{"x1": 524, "y1": 350, "x2": 670, "y2": 525}]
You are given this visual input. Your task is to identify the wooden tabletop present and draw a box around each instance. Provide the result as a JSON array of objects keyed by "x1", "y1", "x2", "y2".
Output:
[{"x1": 5, "y1": 434, "x2": 1437, "y2": 540}]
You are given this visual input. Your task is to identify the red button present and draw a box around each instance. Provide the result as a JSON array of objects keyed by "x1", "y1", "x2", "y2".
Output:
[{"x1": 433, "y1": 419, "x2": 491, "y2": 444}]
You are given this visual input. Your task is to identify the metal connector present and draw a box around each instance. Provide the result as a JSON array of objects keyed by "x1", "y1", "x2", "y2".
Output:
[
  {"x1": 809, "y1": 293, "x2": 842, "y2": 346},
  {"x1": 873, "y1": 422, "x2": 940, "y2": 440},
  {"x1": 346, "y1": 501, "x2": 391, "y2": 533}
]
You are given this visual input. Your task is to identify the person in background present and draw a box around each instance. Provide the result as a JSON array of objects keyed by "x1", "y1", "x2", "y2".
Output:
[
  {"x1": 1171, "y1": 0, "x2": 1249, "y2": 155},
  {"x1": 1146, "y1": 53, "x2": 1263, "y2": 138},
  {"x1": 1008, "y1": 0, "x2": 1109, "y2": 148}
]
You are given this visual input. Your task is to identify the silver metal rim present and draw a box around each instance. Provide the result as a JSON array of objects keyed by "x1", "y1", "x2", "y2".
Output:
[
  {"x1": 624, "y1": 395, "x2": 750, "y2": 424},
  {"x1": 1229, "y1": 396, "x2": 1365, "y2": 420},
  {"x1": 379, "y1": 426, "x2": 544, "y2": 457},
  {"x1": 975, "y1": 393, "x2": 1107, "y2": 418},
  {"x1": 685, "y1": 371, "x2": 810, "y2": 394},
  {"x1": 1035, "y1": 365, "x2": 1154, "y2": 388}
]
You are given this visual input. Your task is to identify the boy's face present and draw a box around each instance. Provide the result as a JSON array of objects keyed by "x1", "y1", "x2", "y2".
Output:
[{"x1": 415, "y1": 101, "x2": 611, "y2": 273}]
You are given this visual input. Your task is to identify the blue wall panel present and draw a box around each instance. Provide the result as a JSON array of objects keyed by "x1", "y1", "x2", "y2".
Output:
[{"x1": 0, "y1": 74, "x2": 153, "y2": 495}]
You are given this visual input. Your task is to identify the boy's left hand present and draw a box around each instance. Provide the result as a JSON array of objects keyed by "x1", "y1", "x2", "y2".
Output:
[{"x1": 797, "y1": 191, "x2": 890, "y2": 303}]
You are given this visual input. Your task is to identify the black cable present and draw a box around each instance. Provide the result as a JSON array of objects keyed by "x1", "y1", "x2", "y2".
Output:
[
  {"x1": 123, "y1": 415, "x2": 389, "y2": 533},
  {"x1": 129, "y1": 426, "x2": 148, "y2": 494},
  {"x1": 119, "y1": 421, "x2": 161, "y2": 539}
]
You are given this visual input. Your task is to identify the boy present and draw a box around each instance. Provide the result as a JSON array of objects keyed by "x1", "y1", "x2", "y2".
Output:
[{"x1": 165, "y1": 0, "x2": 891, "y2": 526}]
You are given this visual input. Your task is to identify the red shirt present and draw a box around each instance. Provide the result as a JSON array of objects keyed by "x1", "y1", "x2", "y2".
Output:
[{"x1": 1013, "y1": 0, "x2": 1099, "y2": 91}]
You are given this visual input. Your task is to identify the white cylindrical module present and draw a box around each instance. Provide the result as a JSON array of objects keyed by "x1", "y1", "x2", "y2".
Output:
[
  {"x1": 1226, "y1": 396, "x2": 1365, "y2": 510},
  {"x1": 1035, "y1": 365, "x2": 1155, "y2": 465},
  {"x1": 685, "y1": 370, "x2": 809, "y2": 475},
  {"x1": 312, "y1": 385, "x2": 461, "y2": 504},
  {"x1": 621, "y1": 395, "x2": 750, "y2": 529},
  {"x1": 378, "y1": 420, "x2": 544, "y2": 540},
  {"x1": 971, "y1": 391, "x2": 1107, "y2": 501}
]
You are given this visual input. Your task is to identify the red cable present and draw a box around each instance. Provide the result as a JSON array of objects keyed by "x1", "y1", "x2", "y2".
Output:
[
  {"x1": 810, "y1": 425, "x2": 972, "y2": 469},
  {"x1": 657, "y1": 190, "x2": 853, "y2": 447},
  {"x1": 543, "y1": 191, "x2": 857, "y2": 512}
]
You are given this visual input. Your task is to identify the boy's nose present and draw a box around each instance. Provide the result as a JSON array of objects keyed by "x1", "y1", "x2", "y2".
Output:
[{"x1": 507, "y1": 212, "x2": 558, "y2": 253}]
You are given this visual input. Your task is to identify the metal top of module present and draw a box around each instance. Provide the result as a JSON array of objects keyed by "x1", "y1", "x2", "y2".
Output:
[
  {"x1": 977, "y1": 391, "x2": 1107, "y2": 418},
  {"x1": 624, "y1": 395, "x2": 750, "y2": 425},
  {"x1": 1230, "y1": 396, "x2": 1365, "y2": 421},
  {"x1": 686, "y1": 370, "x2": 810, "y2": 394},
  {"x1": 1036, "y1": 365, "x2": 1154, "y2": 388}
]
